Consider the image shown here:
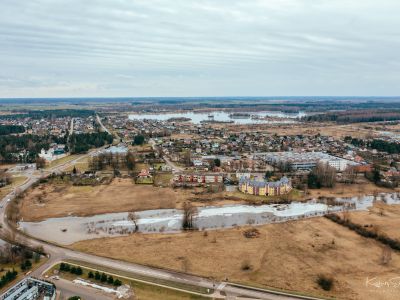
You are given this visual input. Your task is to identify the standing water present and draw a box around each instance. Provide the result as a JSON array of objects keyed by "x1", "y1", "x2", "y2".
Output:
[{"x1": 19, "y1": 193, "x2": 400, "y2": 245}]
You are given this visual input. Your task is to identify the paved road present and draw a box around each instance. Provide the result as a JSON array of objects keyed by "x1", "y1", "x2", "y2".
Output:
[
  {"x1": 149, "y1": 138, "x2": 184, "y2": 173},
  {"x1": 0, "y1": 152, "x2": 321, "y2": 300},
  {"x1": 51, "y1": 278, "x2": 114, "y2": 300},
  {"x1": 96, "y1": 114, "x2": 111, "y2": 135}
]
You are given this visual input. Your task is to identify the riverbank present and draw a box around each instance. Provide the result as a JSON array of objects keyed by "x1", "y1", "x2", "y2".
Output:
[{"x1": 71, "y1": 214, "x2": 400, "y2": 300}]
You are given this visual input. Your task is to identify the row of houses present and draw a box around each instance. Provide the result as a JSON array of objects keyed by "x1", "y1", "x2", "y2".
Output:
[
  {"x1": 239, "y1": 176, "x2": 292, "y2": 196},
  {"x1": 173, "y1": 173, "x2": 223, "y2": 185}
]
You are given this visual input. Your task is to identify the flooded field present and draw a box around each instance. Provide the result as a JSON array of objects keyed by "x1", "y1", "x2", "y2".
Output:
[
  {"x1": 19, "y1": 193, "x2": 400, "y2": 245},
  {"x1": 129, "y1": 111, "x2": 306, "y2": 124}
]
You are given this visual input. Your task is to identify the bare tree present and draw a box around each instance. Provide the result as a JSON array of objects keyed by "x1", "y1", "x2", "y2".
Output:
[
  {"x1": 182, "y1": 202, "x2": 197, "y2": 230},
  {"x1": 343, "y1": 166, "x2": 357, "y2": 184},
  {"x1": 309, "y1": 162, "x2": 337, "y2": 188},
  {"x1": 182, "y1": 151, "x2": 191, "y2": 167},
  {"x1": 35, "y1": 157, "x2": 46, "y2": 169},
  {"x1": 128, "y1": 212, "x2": 140, "y2": 232},
  {"x1": 381, "y1": 245, "x2": 392, "y2": 265}
]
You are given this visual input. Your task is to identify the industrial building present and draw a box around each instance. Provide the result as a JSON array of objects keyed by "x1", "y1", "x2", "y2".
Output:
[
  {"x1": 0, "y1": 277, "x2": 56, "y2": 300},
  {"x1": 254, "y1": 152, "x2": 358, "y2": 171}
]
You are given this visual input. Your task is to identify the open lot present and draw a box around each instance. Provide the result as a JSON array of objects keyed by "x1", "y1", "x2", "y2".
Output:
[
  {"x1": 307, "y1": 180, "x2": 396, "y2": 199},
  {"x1": 72, "y1": 215, "x2": 400, "y2": 300},
  {"x1": 20, "y1": 178, "x2": 181, "y2": 222},
  {"x1": 229, "y1": 123, "x2": 378, "y2": 139},
  {"x1": 19, "y1": 178, "x2": 242, "y2": 222}
]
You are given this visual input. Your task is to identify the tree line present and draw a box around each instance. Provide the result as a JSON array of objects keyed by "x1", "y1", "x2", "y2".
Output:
[
  {"x1": 0, "y1": 125, "x2": 25, "y2": 135},
  {"x1": 69, "y1": 132, "x2": 113, "y2": 154},
  {"x1": 0, "y1": 109, "x2": 94, "y2": 120},
  {"x1": 88, "y1": 151, "x2": 136, "y2": 171},
  {"x1": 345, "y1": 136, "x2": 400, "y2": 154},
  {"x1": 0, "y1": 134, "x2": 66, "y2": 163},
  {"x1": 304, "y1": 110, "x2": 400, "y2": 123},
  {"x1": 59, "y1": 263, "x2": 122, "y2": 286}
]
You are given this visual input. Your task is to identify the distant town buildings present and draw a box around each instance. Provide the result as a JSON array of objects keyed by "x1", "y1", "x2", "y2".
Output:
[
  {"x1": 239, "y1": 176, "x2": 292, "y2": 196},
  {"x1": 173, "y1": 173, "x2": 223, "y2": 185}
]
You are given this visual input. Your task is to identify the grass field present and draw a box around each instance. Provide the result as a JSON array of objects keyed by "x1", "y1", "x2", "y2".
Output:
[
  {"x1": 63, "y1": 156, "x2": 90, "y2": 173},
  {"x1": 228, "y1": 188, "x2": 303, "y2": 202},
  {"x1": 307, "y1": 180, "x2": 396, "y2": 199},
  {"x1": 19, "y1": 178, "x2": 249, "y2": 221},
  {"x1": 0, "y1": 175, "x2": 27, "y2": 199},
  {"x1": 45, "y1": 154, "x2": 81, "y2": 169},
  {"x1": 346, "y1": 202, "x2": 400, "y2": 240},
  {"x1": 72, "y1": 215, "x2": 400, "y2": 300}
]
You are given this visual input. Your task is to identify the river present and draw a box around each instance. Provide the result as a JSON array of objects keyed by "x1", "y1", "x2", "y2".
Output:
[{"x1": 19, "y1": 192, "x2": 400, "y2": 245}]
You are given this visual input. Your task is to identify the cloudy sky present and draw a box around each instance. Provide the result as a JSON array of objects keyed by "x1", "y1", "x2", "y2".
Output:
[{"x1": 0, "y1": 0, "x2": 399, "y2": 98}]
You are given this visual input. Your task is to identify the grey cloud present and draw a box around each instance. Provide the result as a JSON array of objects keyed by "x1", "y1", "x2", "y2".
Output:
[{"x1": 0, "y1": 0, "x2": 399, "y2": 97}]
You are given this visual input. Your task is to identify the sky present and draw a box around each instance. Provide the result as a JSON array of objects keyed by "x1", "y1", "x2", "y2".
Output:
[{"x1": 0, "y1": 0, "x2": 399, "y2": 98}]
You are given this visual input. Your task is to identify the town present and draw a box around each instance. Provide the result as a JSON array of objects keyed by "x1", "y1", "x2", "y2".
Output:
[{"x1": 1, "y1": 98, "x2": 400, "y2": 300}]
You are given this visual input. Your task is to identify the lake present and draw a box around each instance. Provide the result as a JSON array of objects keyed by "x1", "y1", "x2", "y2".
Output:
[{"x1": 129, "y1": 111, "x2": 306, "y2": 124}]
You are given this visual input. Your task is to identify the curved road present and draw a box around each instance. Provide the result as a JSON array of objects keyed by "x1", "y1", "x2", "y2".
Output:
[{"x1": 0, "y1": 155, "x2": 321, "y2": 300}]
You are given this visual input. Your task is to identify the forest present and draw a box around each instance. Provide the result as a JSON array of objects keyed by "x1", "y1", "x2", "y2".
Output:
[
  {"x1": 304, "y1": 110, "x2": 400, "y2": 123},
  {"x1": 0, "y1": 109, "x2": 94, "y2": 119},
  {"x1": 0, "y1": 125, "x2": 25, "y2": 135},
  {"x1": 0, "y1": 134, "x2": 66, "y2": 163},
  {"x1": 69, "y1": 132, "x2": 113, "y2": 154},
  {"x1": 345, "y1": 136, "x2": 400, "y2": 154}
]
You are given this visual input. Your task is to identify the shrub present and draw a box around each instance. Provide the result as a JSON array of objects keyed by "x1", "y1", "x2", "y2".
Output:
[
  {"x1": 94, "y1": 271, "x2": 101, "y2": 280},
  {"x1": 59, "y1": 263, "x2": 66, "y2": 271},
  {"x1": 317, "y1": 275, "x2": 333, "y2": 291},
  {"x1": 113, "y1": 279, "x2": 122, "y2": 286},
  {"x1": 241, "y1": 261, "x2": 252, "y2": 271},
  {"x1": 88, "y1": 271, "x2": 94, "y2": 279},
  {"x1": 76, "y1": 267, "x2": 83, "y2": 275}
]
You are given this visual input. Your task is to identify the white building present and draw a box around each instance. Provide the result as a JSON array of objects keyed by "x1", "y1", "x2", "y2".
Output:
[{"x1": 255, "y1": 151, "x2": 358, "y2": 171}]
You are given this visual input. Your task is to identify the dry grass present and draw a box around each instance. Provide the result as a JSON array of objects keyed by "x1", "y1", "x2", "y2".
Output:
[
  {"x1": 63, "y1": 156, "x2": 90, "y2": 173},
  {"x1": 307, "y1": 180, "x2": 395, "y2": 199},
  {"x1": 20, "y1": 178, "x2": 181, "y2": 221},
  {"x1": 72, "y1": 217, "x2": 400, "y2": 300},
  {"x1": 0, "y1": 176, "x2": 27, "y2": 199},
  {"x1": 45, "y1": 154, "x2": 81, "y2": 169},
  {"x1": 238, "y1": 123, "x2": 377, "y2": 139},
  {"x1": 19, "y1": 178, "x2": 243, "y2": 221},
  {"x1": 347, "y1": 203, "x2": 400, "y2": 240}
]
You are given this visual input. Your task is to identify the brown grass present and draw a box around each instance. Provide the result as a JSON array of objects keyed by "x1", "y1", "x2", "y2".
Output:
[
  {"x1": 71, "y1": 217, "x2": 400, "y2": 300},
  {"x1": 19, "y1": 178, "x2": 180, "y2": 221},
  {"x1": 0, "y1": 176, "x2": 27, "y2": 199},
  {"x1": 347, "y1": 203, "x2": 400, "y2": 240},
  {"x1": 19, "y1": 178, "x2": 244, "y2": 221},
  {"x1": 307, "y1": 180, "x2": 395, "y2": 199}
]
